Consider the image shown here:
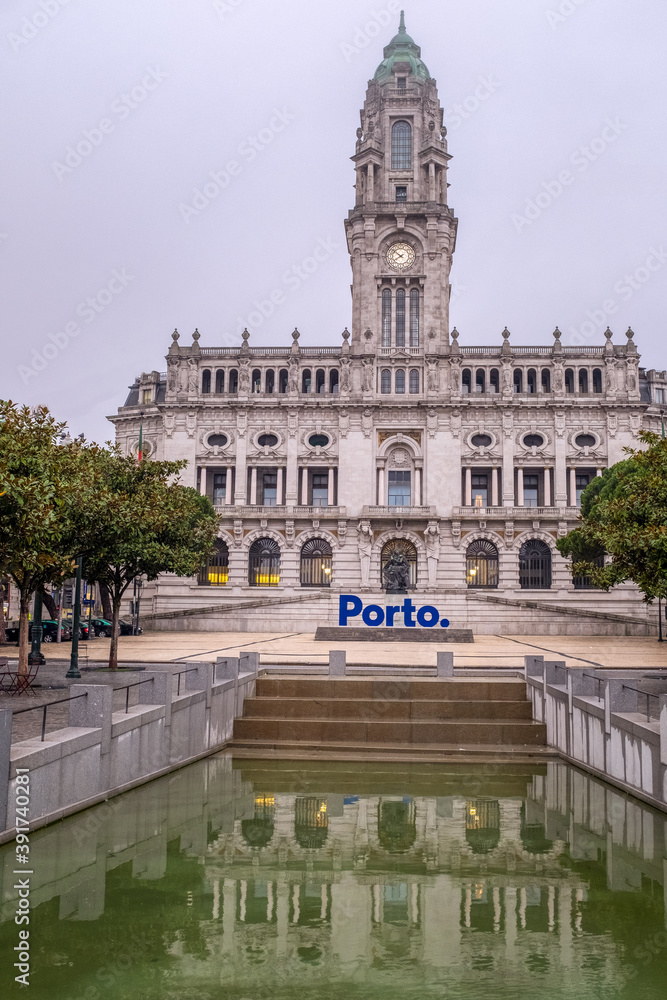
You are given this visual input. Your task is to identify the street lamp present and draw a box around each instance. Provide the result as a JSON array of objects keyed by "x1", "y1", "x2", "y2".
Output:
[{"x1": 66, "y1": 556, "x2": 83, "y2": 679}]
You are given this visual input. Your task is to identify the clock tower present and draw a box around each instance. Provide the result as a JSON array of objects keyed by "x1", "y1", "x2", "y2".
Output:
[{"x1": 345, "y1": 11, "x2": 458, "y2": 357}]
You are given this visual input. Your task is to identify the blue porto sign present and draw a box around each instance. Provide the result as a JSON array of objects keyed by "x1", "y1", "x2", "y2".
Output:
[{"x1": 339, "y1": 595, "x2": 450, "y2": 629}]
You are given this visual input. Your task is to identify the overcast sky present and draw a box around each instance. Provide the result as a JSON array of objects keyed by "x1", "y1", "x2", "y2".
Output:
[{"x1": 2, "y1": 0, "x2": 666, "y2": 442}]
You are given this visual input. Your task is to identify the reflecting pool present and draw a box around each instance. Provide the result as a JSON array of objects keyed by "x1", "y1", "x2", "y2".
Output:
[{"x1": 1, "y1": 756, "x2": 666, "y2": 999}]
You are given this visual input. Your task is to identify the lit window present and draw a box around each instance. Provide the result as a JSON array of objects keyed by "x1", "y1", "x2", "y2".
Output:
[{"x1": 471, "y1": 474, "x2": 488, "y2": 508}]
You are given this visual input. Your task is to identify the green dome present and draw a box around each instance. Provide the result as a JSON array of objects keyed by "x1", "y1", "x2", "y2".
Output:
[{"x1": 374, "y1": 11, "x2": 431, "y2": 83}]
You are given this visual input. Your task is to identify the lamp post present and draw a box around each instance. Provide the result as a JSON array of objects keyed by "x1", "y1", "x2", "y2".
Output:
[
  {"x1": 66, "y1": 556, "x2": 83, "y2": 679},
  {"x1": 28, "y1": 589, "x2": 45, "y2": 666},
  {"x1": 659, "y1": 597, "x2": 664, "y2": 643}
]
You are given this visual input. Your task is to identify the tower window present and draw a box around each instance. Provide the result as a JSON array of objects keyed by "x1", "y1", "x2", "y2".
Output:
[
  {"x1": 395, "y1": 369, "x2": 406, "y2": 393},
  {"x1": 381, "y1": 369, "x2": 391, "y2": 394},
  {"x1": 397, "y1": 77, "x2": 407, "y2": 92},
  {"x1": 382, "y1": 288, "x2": 392, "y2": 347},
  {"x1": 409, "y1": 289, "x2": 419, "y2": 346},
  {"x1": 396, "y1": 289, "x2": 406, "y2": 347},
  {"x1": 391, "y1": 121, "x2": 412, "y2": 170},
  {"x1": 409, "y1": 369, "x2": 419, "y2": 394},
  {"x1": 396, "y1": 186, "x2": 407, "y2": 203}
]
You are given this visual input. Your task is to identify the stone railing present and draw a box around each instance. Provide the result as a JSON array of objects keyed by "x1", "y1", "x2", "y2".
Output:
[
  {"x1": 524, "y1": 655, "x2": 667, "y2": 812},
  {"x1": 362, "y1": 505, "x2": 437, "y2": 517},
  {"x1": 453, "y1": 506, "x2": 580, "y2": 518}
]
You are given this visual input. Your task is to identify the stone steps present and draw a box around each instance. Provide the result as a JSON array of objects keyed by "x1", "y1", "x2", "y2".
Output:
[{"x1": 231, "y1": 676, "x2": 547, "y2": 752}]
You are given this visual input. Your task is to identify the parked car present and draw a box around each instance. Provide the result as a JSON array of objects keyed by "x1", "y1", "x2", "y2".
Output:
[
  {"x1": 89, "y1": 617, "x2": 143, "y2": 637},
  {"x1": 3, "y1": 620, "x2": 72, "y2": 643}
]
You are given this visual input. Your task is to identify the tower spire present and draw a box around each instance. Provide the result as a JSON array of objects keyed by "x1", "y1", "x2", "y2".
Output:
[{"x1": 399, "y1": 9, "x2": 406, "y2": 32}]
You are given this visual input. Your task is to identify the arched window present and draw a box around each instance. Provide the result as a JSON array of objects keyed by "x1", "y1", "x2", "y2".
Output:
[
  {"x1": 490, "y1": 368, "x2": 500, "y2": 394},
  {"x1": 215, "y1": 369, "x2": 225, "y2": 394},
  {"x1": 382, "y1": 288, "x2": 392, "y2": 346},
  {"x1": 593, "y1": 368, "x2": 602, "y2": 394},
  {"x1": 475, "y1": 369, "x2": 485, "y2": 394},
  {"x1": 381, "y1": 539, "x2": 417, "y2": 589},
  {"x1": 198, "y1": 539, "x2": 229, "y2": 586},
  {"x1": 391, "y1": 120, "x2": 412, "y2": 170},
  {"x1": 395, "y1": 289, "x2": 406, "y2": 347},
  {"x1": 302, "y1": 369, "x2": 312, "y2": 393},
  {"x1": 466, "y1": 539, "x2": 499, "y2": 588},
  {"x1": 265, "y1": 369, "x2": 275, "y2": 393},
  {"x1": 409, "y1": 289, "x2": 420, "y2": 346},
  {"x1": 229, "y1": 369, "x2": 238, "y2": 393},
  {"x1": 381, "y1": 369, "x2": 392, "y2": 393},
  {"x1": 579, "y1": 369, "x2": 589, "y2": 394},
  {"x1": 294, "y1": 798, "x2": 328, "y2": 849},
  {"x1": 241, "y1": 795, "x2": 275, "y2": 849},
  {"x1": 248, "y1": 537, "x2": 281, "y2": 587},
  {"x1": 201, "y1": 369, "x2": 211, "y2": 394},
  {"x1": 409, "y1": 369, "x2": 419, "y2": 394},
  {"x1": 279, "y1": 368, "x2": 288, "y2": 393},
  {"x1": 462, "y1": 368, "x2": 472, "y2": 394},
  {"x1": 541, "y1": 368, "x2": 551, "y2": 393},
  {"x1": 378, "y1": 800, "x2": 417, "y2": 853},
  {"x1": 330, "y1": 369, "x2": 339, "y2": 394},
  {"x1": 316, "y1": 368, "x2": 325, "y2": 394},
  {"x1": 465, "y1": 800, "x2": 500, "y2": 854},
  {"x1": 513, "y1": 369, "x2": 523, "y2": 393},
  {"x1": 300, "y1": 538, "x2": 333, "y2": 587},
  {"x1": 252, "y1": 369, "x2": 261, "y2": 393},
  {"x1": 527, "y1": 368, "x2": 537, "y2": 394},
  {"x1": 565, "y1": 369, "x2": 574, "y2": 393},
  {"x1": 519, "y1": 539, "x2": 552, "y2": 589},
  {"x1": 395, "y1": 368, "x2": 406, "y2": 393}
]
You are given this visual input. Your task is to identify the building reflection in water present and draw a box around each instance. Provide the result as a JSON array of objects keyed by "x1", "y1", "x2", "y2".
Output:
[{"x1": 0, "y1": 759, "x2": 665, "y2": 998}]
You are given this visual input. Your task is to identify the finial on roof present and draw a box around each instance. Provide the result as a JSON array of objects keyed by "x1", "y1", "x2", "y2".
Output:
[
  {"x1": 241, "y1": 328, "x2": 250, "y2": 343},
  {"x1": 553, "y1": 326, "x2": 562, "y2": 341},
  {"x1": 292, "y1": 327, "x2": 300, "y2": 342},
  {"x1": 451, "y1": 327, "x2": 459, "y2": 341},
  {"x1": 171, "y1": 328, "x2": 179, "y2": 343},
  {"x1": 604, "y1": 327, "x2": 613, "y2": 341},
  {"x1": 552, "y1": 327, "x2": 563, "y2": 354},
  {"x1": 342, "y1": 327, "x2": 350, "y2": 341},
  {"x1": 625, "y1": 326, "x2": 637, "y2": 352},
  {"x1": 502, "y1": 326, "x2": 511, "y2": 341},
  {"x1": 399, "y1": 9, "x2": 406, "y2": 31},
  {"x1": 192, "y1": 328, "x2": 200, "y2": 343}
]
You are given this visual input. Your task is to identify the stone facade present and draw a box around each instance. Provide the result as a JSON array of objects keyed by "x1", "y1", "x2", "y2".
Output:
[{"x1": 110, "y1": 17, "x2": 667, "y2": 630}]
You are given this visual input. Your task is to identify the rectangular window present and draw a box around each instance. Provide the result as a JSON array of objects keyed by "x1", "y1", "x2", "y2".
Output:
[
  {"x1": 395, "y1": 289, "x2": 406, "y2": 347},
  {"x1": 397, "y1": 77, "x2": 406, "y2": 92},
  {"x1": 655, "y1": 388, "x2": 664, "y2": 403},
  {"x1": 523, "y1": 474, "x2": 539, "y2": 508},
  {"x1": 311, "y1": 473, "x2": 329, "y2": 507},
  {"x1": 212, "y1": 472, "x2": 226, "y2": 505},
  {"x1": 262, "y1": 472, "x2": 278, "y2": 506},
  {"x1": 388, "y1": 470, "x2": 411, "y2": 506},
  {"x1": 576, "y1": 474, "x2": 590, "y2": 506},
  {"x1": 396, "y1": 186, "x2": 407, "y2": 203},
  {"x1": 471, "y1": 474, "x2": 488, "y2": 508},
  {"x1": 141, "y1": 389, "x2": 152, "y2": 404}
]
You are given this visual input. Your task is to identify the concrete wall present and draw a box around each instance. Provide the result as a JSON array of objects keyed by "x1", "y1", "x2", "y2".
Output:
[
  {"x1": 0, "y1": 655, "x2": 258, "y2": 839},
  {"x1": 525, "y1": 655, "x2": 667, "y2": 812}
]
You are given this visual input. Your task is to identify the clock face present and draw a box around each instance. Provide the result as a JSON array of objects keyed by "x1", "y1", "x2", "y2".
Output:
[{"x1": 386, "y1": 242, "x2": 416, "y2": 270}]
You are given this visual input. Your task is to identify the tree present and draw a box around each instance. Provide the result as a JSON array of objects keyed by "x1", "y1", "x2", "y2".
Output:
[
  {"x1": 0, "y1": 402, "x2": 99, "y2": 675},
  {"x1": 82, "y1": 453, "x2": 219, "y2": 669},
  {"x1": 557, "y1": 432, "x2": 667, "y2": 604}
]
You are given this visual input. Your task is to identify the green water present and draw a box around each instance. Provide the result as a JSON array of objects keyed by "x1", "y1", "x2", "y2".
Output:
[{"x1": 1, "y1": 756, "x2": 666, "y2": 999}]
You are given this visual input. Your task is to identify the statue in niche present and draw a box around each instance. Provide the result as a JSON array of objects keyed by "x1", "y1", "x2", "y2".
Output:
[
  {"x1": 357, "y1": 521, "x2": 373, "y2": 587},
  {"x1": 383, "y1": 551, "x2": 411, "y2": 594},
  {"x1": 426, "y1": 359, "x2": 439, "y2": 392},
  {"x1": 424, "y1": 522, "x2": 440, "y2": 586},
  {"x1": 553, "y1": 365, "x2": 564, "y2": 394},
  {"x1": 288, "y1": 359, "x2": 299, "y2": 393},
  {"x1": 238, "y1": 358, "x2": 250, "y2": 393},
  {"x1": 502, "y1": 364, "x2": 513, "y2": 392},
  {"x1": 167, "y1": 358, "x2": 180, "y2": 394},
  {"x1": 362, "y1": 358, "x2": 374, "y2": 392},
  {"x1": 187, "y1": 359, "x2": 198, "y2": 394},
  {"x1": 340, "y1": 357, "x2": 351, "y2": 392}
]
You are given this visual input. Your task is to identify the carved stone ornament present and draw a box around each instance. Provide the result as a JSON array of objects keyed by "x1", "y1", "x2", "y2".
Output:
[
  {"x1": 502, "y1": 410, "x2": 513, "y2": 438},
  {"x1": 187, "y1": 358, "x2": 198, "y2": 394},
  {"x1": 337, "y1": 520, "x2": 347, "y2": 546},
  {"x1": 362, "y1": 409, "x2": 373, "y2": 438},
  {"x1": 237, "y1": 411, "x2": 248, "y2": 438},
  {"x1": 450, "y1": 410, "x2": 461, "y2": 439},
  {"x1": 451, "y1": 520, "x2": 461, "y2": 548},
  {"x1": 504, "y1": 521, "x2": 515, "y2": 548},
  {"x1": 378, "y1": 430, "x2": 421, "y2": 447},
  {"x1": 607, "y1": 412, "x2": 618, "y2": 438},
  {"x1": 554, "y1": 412, "x2": 566, "y2": 438},
  {"x1": 285, "y1": 521, "x2": 295, "y2": 547},
  {"x1": 339, "y1": 408, "x2": 350, "y2": 438},
  {"x1": 427, "y1": 408, "x2": 438, "y2": 438},
  {"x1": 557, "y1": 521, "x2": 568, "y2": 539},
  {"x1": 164, "y1": 414, "x2": 175, "y2": 438},
  {"x1": 186, "y1": 412, "x2": 197, "y2": 439},
  {"x1": 233, "y1": 520, "x2": 243, "y2": 547},
  {"x1": 288, "y1": 411, "x2": 298, "y2": 438}
]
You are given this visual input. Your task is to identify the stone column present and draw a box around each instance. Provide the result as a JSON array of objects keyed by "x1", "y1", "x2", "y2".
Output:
[
  {"x1": 543, "y1": 466, "x2": 551, "y2": 506},
  {"x1": 249, "y1": 467, "x2": 258, "y2": 506},
  {"x1": 286, "y1": 424, "x2": 298, "y2": 507},
  {"x1": 429, "y1": 161, "x2": 436, "y2": 202},
  {"x1": 328, "y1": 467, "x2": 335, "y2": 506},
  {"x1": 569, "y1": 467, "x2": 577, "y2": 507},
  {"x1": 464, "y1": 467, "x2": 472, "y2": 506},
  {"x1": 276, "y1": 467, "x2": 284, "y2": 505},
  {"x1": 491, "y1": 467, "x2": 499, "y2": 507},
  {"x1": 367, "y1": 163, "x2": 374, "y2": 202},
  {"x1": 517, "y1": 467, "x2": 524, "y2": 507},
  {"x1": 414, "y1": 467, "x2": 422, "y2": 506},
  {"x1": 234, "y1": 436, "x2": 247, "y2": 505},
  {"x1": 300, "y1": 468, "x2": 308, "y2": 505},
  {"x1": 226, "y1": 466, "x2": 234, "y2": 504},
  {"x1": 378, "y1": 465, "x2": 385, "y2": 505}
]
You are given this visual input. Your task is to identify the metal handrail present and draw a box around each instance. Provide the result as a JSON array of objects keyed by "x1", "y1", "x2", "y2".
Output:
[
  {"x1": 115, "y1": 677, "x2": 155, "y2": 714},
  {"x1": 13, "y1": 692, "x2": 88, "y2": 741},
  {"x1": 582, "y1": 672, "x2": 604, "y2": 701},
  {"x1": 174, "y1": 667, "x2": 199, "y2": 697},
  {"x1": 621, "y1": 684, "x2": 660, "y2": 722}
]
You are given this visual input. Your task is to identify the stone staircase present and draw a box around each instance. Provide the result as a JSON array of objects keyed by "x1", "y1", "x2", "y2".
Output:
[{"x1": 231, "y1": 675, "x2": 547, "y2": 754}]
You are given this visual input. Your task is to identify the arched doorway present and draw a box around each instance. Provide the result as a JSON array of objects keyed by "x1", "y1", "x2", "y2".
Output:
[
  {"x1": 466, "y1": 539, "x2": 499, "y2": 588},
  {"x1": 300, "y1": 538, "x2": 333, "y2": 587},
  {"x1": 519, "y1": 539, "x2": 552, "y2": 589},
  {"x1": 198, "y1": 539, "x2": 229, "y2": 586},
  {"x1": 381, "y1": 539, "x2": 417, "y2": 590},
  {"x1": 248, "y1": 537, "x2": 281, "y2": 587}
]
